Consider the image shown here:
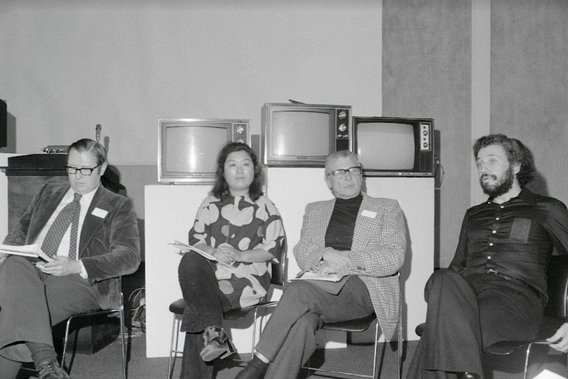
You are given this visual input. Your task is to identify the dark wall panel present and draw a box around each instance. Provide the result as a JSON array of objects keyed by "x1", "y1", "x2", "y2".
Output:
[
  {"x1": 492, "y1": 0, "x2": 568, "y2": 205},
  {"x1": 383, "y1": 0, "x2": 472, "y2": 267}
]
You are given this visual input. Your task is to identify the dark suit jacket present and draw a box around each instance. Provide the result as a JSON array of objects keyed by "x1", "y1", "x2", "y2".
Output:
[{"x1": 3, "y1": 183, "x2": 140, "y2": 309}]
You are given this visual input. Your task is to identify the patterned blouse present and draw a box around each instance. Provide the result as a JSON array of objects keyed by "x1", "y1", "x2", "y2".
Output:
[{"x1": 188, "y1": 194, "x2": 285, "y2": 309}]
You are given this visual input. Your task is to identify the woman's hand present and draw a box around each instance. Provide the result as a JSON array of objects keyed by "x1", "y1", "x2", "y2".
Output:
[
  {"x1": 214, "y1": 243, "x2": 274, "y2": 264},
  {"x1": 214, "y1": 244, "x2": 240, "y2": 265}
]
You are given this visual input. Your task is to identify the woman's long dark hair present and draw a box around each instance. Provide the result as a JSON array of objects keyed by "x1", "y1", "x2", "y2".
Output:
[{"x1": 211, "y1": 142, "x2": 264, "y2": 201}]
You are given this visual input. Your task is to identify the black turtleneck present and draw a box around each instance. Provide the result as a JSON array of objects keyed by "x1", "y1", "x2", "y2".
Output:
[{"x1": 324, "y1": 193, "x2": 363, "y2": 251}]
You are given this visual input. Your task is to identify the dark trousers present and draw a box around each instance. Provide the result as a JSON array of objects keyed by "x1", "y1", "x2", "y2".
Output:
[
  {"x1": 0, "y1": 257, "x2": 99, "y2": 366},
  {"x1": 255, "y1": 276, "x2": 375, "y2": 379},
  {"x1": 178, "y1": 252, "x2": 230, "y2": 379},
  {"x1": 406, "y1": 269, "x2": 543, "y2": 379}
]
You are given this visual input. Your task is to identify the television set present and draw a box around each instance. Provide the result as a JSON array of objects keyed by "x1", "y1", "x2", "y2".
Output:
[
  {"x1": 158, "y1": 118, "x2": 250, "y2": 184},
  {"x1": 351, "y1": 117, "x2": 435, "y2": 177},
  {"x1": 261, "y1": 102, "x2": 351, "y2": 167}
]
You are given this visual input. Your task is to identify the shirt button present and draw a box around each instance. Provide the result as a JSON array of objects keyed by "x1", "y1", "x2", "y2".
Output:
[
  {"x1": 500, "y1": 205, "x2": 505, "y2": 209},
  {"x1": 487, "y1": 256, "x2": 492, "y2": 259},
  {"x1": 495, "y1": 217, "x2": 500, "y2": 220},
  {"x1": 489, "y1": 243, "x2": 494, "y2": 246},
  {"x1": 492, "y1": 230, "x2": 496, "y2": 234}
]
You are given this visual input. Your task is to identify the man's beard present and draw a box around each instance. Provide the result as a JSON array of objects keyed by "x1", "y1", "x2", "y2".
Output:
[{"x1": 480, "y1": 166, "x2": 515, "y2": 198}]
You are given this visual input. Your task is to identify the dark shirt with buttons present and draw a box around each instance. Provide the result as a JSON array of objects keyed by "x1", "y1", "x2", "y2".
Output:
[{"x1": 449, "y1": 188, "x2": 568, "y2": 303}]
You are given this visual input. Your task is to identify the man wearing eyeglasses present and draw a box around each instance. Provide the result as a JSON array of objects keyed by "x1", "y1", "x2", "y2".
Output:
[
  {"x1": 0, "y1": 138, "x2": 140, "y2": 379},
  {"x1": 236, "y1": 150, "x2": 407, "y2": 379}
]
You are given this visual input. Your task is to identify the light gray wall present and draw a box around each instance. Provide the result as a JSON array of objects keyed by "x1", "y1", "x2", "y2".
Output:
[
  {"x1": 0, "y1": 1, "x2": 383, "y2": 260},
  {"x1": 0, "y1": 0, "x2": 382, "y2": 163}
]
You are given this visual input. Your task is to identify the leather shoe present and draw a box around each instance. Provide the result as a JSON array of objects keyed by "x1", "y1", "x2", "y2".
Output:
[
  {"x1": 37, "y1": 358, "x2": 70, "y2": 379},
  {"x1": 200, "y1": 326, "x2": 236, "y2": 361}
]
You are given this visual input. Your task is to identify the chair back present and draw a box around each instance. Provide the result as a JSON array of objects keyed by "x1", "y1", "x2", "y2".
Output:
[
  {"x1": 544, "y1": 255, "x2": 568, "y2": 319},
  {"x1": 270, "y1": 240, "x2": 287, "y2": 286}
]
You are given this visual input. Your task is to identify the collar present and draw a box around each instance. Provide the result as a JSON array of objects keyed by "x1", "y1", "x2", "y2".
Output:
[{"x1": 486, "y1": 187, "x2": 537, "y2": 207}]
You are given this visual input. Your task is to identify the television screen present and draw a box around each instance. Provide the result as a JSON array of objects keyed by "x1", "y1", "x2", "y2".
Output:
[
  {"x1": 271, "y1": 111, "x2": 331, "y2": 157},
  {"x1": 357, "y1": 122, "x2": 415, "y2": 170},
  {"x1": 164, "y1": 125, "x2": 227, "y2": 174},
  {"x1": 158, "y1": 118, "x2": 250, "y2": 184}
]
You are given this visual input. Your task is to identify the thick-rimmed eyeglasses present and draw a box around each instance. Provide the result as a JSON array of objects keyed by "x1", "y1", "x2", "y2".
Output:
[
  {"x1": 327, "y1": 166, "x2": 362, "y2": 177},
  {"x1": 65, "y1": 164, "x2": 101, "y2": 176}
]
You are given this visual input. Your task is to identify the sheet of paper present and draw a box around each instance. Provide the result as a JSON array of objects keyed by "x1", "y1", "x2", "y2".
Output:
[
  {"x1": 0, "y1": 244, "x2": 53, "y2": 262},
  {"x1": 290, "y1": 271, "x2": 345, "y2": 282},
  {"x1": 169, "y1": 241, "x2": 234, "y2": 269}
]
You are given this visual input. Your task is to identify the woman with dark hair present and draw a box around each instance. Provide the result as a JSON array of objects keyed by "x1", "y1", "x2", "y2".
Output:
[{"x1": 177, "y1": 142, "x2": 286, "y2": 379}]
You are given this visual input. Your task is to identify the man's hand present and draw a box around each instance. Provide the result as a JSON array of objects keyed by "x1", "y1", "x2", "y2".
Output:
[
  {"x1": 36, "y1": 256, "x2": 82, "y2": 276},
  {"x1": 322, "y1": 250, "x2": 351, "y2": 276},
  {"x1": 547, "y1": 323, "x2": 568, "y2": 352}
]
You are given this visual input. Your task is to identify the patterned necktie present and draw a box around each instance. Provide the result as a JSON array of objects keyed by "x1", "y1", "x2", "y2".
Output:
[{"x1": 41, "y1": 193, "x2": 82, "y2": 259}]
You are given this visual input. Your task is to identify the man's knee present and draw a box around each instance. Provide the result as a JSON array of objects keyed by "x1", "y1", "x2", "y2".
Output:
[
  {"x1": 424, "y1": 269, "x2": 466, "y2": 301},
  {"x1": 0, "y1": 256, "x2": 35, "y2": 279}
]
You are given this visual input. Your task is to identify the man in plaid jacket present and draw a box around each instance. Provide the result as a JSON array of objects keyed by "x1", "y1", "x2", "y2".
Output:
[{"x1": 236, "y1": 150, "x2": 407, "y2": 379}]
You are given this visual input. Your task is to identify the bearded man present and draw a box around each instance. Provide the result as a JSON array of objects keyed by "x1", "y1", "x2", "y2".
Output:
[{"x1": 407, "y1": 134, "x2": 568, "y2": 379}]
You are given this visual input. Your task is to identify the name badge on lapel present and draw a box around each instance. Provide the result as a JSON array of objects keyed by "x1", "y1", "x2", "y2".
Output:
[
  {"x1": 92, "y1": 208, "x2": 108, "y2": 219},
  {"x1": 361, "y1": 210, "x2": 377, "y2": 218}
]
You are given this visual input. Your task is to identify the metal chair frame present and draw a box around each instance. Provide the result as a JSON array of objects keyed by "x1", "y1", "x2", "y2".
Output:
[
  {"x1": 61, "y1": 292, "x2": 127, "y2": 379},
  {"x1": 167, "y1": 250, "x2": 287, "y2": 379},
  {"x1": 303, "y1": 273, "x2": 403, "y2": 379}
]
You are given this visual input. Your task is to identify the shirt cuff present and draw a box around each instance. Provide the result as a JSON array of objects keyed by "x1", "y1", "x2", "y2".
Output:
[{"x1": 79, "y1": 260, "x2": 89, "y2": 279}]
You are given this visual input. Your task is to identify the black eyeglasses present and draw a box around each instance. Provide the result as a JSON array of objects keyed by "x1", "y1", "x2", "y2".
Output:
[
  {"x1": 327, "y1": 166, "x2": 362, "y2": 177},
  {"x1": 65, "y1": 164, "x2": 101, "y2": 176}
]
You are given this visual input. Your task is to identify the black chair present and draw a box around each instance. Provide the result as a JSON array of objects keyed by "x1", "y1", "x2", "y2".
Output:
[
  {"x1": 20, "y1": 287, "x2": 128, "y2": 378},
  {"x1": 59, "y1": 292, "x2": 127, "y2": 379},
  {"x1": 484, "y1": 255, "x2": 568, "y2": 379},
  {"x1": 303, "y1": 273, "x2": 403, "y2": 379},
  {"x1": 415, "y1": 256, "x2": 568, "y2": 379},
  {"x1": 166, "y1": 251, "x2": 287, "y2": 379}
]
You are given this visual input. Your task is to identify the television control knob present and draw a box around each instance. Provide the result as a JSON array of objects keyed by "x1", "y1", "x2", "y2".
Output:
[
  {"x1": 338, "y1": 123, "x2": 347, "y2": 132},
  {"x1": 236, "y1": 125, "x2": 245, "y2": 134},
  {"x1": 338, "y1": 110, "x2": 347, "y2": 119}
]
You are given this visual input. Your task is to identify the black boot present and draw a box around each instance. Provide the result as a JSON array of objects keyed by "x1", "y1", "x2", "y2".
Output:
[{"x1": 235, "y1": 355, "x2": 269, "y2": 379}]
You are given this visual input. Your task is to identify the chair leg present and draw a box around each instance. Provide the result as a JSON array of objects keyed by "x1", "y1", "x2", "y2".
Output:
[
  {"x1": 119, "y1": 306, "x2": 127, "y2": 379},
  {"x1": 523, "y1": 343, "x2": 535, "y2": 379},
  {"x1": 167, "y1": 315, "x2": 180, "y2": 379},
  {"x1": 60, "y1": 316, "x2": 75, "y2": 369},
  {"x1": 250, "y1": 308, "x2": 259, "y2": 361},
  {"x1": 397, "y1": 307, "x2": 403, "y2": 379}
]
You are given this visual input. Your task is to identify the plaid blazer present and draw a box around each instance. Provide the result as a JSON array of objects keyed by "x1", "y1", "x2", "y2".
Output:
[{"x1": 293, "y1": 192, "x2": 406, "y2": 340}]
